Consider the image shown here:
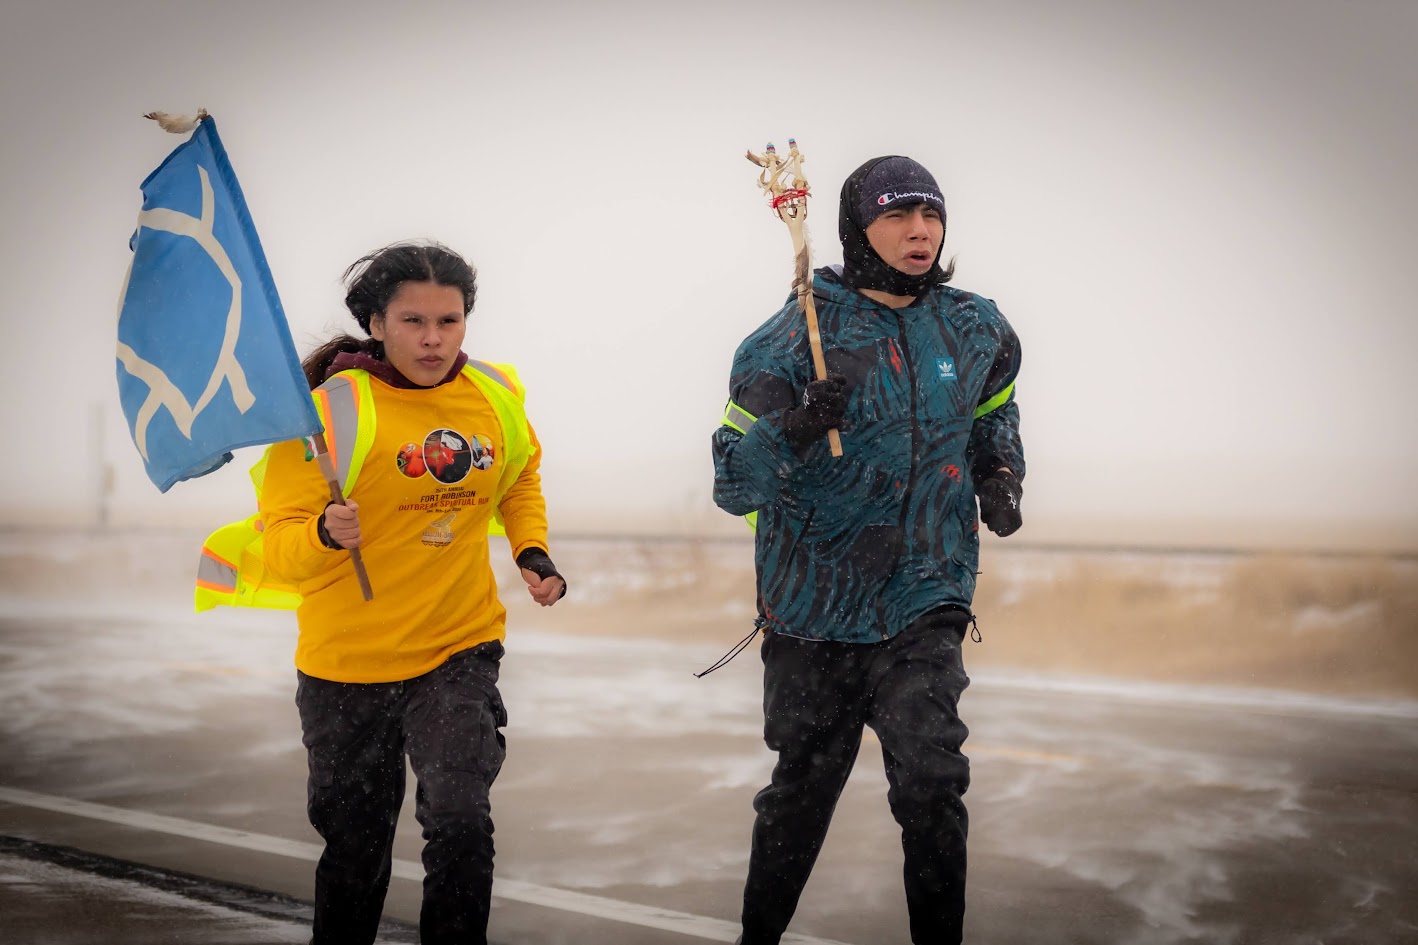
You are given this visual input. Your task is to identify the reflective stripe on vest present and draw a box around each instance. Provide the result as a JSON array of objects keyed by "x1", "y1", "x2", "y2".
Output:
[
  {"x1": 312, "y1": 375, "x2": 361, "y2": 491},
  {"x1": 196, "y1": 546, "x2": 237, "y2": 594},
  {"x1": 462, "y1": 362, "x2": 532, "y2": 537},
  {"x1": 194, "y1": 513, "x2": 304, "y2": 612},
  {"x1": 196, "y1": 361, "x2": 533, "y2": 612},
  {"x1": 468, "y1": 359, "x2": 521, "y2": 398}
]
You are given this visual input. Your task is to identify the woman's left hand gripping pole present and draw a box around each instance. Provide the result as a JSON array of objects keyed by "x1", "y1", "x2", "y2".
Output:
[{"x1": 313, "y1": 431, "x2": 375, "y2": 601}]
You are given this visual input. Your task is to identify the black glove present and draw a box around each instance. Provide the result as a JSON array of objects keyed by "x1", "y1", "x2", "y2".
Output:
[
  {"x1": 316, "y1": 503, "x2": 342, "y2": 550},
  {"x1": 781, "y1": 374, "x2": 847, "y2": 449},
  {"x1": 516, "y1": 547, "x2": 567, "y2": 600},
  {"x1": 977, "y1": 470, "x2": 1023, "y2": 537}
]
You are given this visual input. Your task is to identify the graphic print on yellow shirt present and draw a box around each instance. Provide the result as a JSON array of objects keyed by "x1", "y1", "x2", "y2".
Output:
[
  {"x1": 394, "y1": 427, "x2": 500, "y2": 546},
  {"x1": 257, "y1": 371, "x2": 548, "y2": 684},
  {"x1": 388, "y1": 425, "x2": 497, "y2": 533},
  {"x1": 423, "y1": 512, "x2": 457, "y2": 547}
]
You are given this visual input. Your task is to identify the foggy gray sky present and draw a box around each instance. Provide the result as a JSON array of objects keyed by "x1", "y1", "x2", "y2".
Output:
[{"x1": 1, "y1": 0, "x2": 1415, "y2": 551}]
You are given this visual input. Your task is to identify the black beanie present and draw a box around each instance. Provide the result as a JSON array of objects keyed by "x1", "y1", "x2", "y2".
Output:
[{"x1": 839, "y1": 155, "x2": 950, "y2": 297}]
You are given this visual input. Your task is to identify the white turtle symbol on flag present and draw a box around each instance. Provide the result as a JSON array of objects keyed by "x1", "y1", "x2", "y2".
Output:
[{"x1": 115, "y1": 165, "x2": 255, "y2": 461}]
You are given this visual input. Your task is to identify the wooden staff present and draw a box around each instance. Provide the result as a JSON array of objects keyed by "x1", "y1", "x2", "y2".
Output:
[
  {"x1": 313, "y1": 432, "x2": 374, "y2": 601},
  {"x1": 746, "y1": 139, "x2": 842, "y2": 457}
]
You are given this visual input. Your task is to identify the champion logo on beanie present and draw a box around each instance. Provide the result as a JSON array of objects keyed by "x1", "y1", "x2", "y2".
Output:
[
  {"x1": 877, "y1": 190, "x2": 942, "y2": 207},
  {"x1": 854, "y1": 157, "x2": 945, "y2": 228}
]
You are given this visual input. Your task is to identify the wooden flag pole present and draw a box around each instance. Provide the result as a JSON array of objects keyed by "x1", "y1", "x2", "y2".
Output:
[
  {"x1": 746, "y1": 138, "x2": 843, "y2": 457},
  {"x1": 313, "y1": 432, "x2": 374, "y2": 601}
]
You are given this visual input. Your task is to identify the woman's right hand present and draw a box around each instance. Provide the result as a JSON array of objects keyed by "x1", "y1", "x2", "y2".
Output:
[{"x1": 321, "y1": 500, "x2": 361, "y2": 549}]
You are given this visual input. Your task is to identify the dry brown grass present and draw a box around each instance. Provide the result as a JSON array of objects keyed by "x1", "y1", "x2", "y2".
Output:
[
  {"x1": 6, "y1": 530, "x2": 1414, "y2": 700},
  {"x1": 969, "y1": 552, "x2": 1418, "y2": 698},
  {"x1": 515, "y1": 541, "x2": 1418, "y2": 700}
]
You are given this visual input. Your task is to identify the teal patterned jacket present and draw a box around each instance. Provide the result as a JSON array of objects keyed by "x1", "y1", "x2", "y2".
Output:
[{"x1": 712, "y1": 267, "x2": 1024, "y2": 643}]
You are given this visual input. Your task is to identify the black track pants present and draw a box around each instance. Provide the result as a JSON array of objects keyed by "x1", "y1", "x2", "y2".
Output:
[
  {"x1": 740, "y1": 609, "x2": 972, "y2": 945},
  {"x1": 296, "y1": 642, "x2": 507, "y2": 945}
]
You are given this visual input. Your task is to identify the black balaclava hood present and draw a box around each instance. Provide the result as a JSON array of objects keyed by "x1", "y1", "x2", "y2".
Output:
[{"x1": 838, "y1": 155, "x2": 949, "y2": 297}]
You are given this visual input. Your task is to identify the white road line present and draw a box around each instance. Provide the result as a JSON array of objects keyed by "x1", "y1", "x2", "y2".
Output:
[{"x1": 0, "y1": 786, "x2": 850, "y2": 945}]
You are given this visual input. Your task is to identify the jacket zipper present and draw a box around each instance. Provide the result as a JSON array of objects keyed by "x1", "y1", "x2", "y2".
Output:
[{"x1": 878, "y1": 309, "x2": 920, "y2": 639}]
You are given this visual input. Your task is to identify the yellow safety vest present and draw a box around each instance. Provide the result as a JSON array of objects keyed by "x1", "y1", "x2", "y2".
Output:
[{"x1": 195, "y1": 361, "x2": 532, "y2": 612}]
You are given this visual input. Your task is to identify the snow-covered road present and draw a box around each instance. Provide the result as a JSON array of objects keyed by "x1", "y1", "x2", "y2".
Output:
[{"x1": 2, "y1": 585, "x2": 1416, "y2": 944}]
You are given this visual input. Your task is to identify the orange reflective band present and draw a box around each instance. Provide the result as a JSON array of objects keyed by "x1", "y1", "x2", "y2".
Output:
[
  {"x1": 313, "y1": 388, "x2": 335, "y2": 461},
  {"x1": 197, "y1": 547, "x2": 238, "y2": 593},
  {"x1": 201, "y1": 547, "x2": 236, "y2": 572},
  {"x1": 484, "y1": 364, "x2": 512, "y2": 389},
  {"x1": 468, "y1": 360, "x2": 517, "y2": 394}
]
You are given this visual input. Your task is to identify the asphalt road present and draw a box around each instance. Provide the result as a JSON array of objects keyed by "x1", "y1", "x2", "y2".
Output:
[{"x1": 2, "y1": 594, "x2": 1416, "y2": 945}]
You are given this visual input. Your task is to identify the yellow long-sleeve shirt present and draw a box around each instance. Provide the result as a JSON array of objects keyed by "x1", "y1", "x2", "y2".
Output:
[{"x1": 259, "y1": 371, "x2": 548, "y2": 683}]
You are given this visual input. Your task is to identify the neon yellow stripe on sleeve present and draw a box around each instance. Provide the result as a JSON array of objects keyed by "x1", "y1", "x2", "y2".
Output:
[
  {"x1": 974, "y1": 380, "x2": 1015, "y2": 420},
  {"x1": 721, "y1": 400, "x2": 758, "y2": 435}
]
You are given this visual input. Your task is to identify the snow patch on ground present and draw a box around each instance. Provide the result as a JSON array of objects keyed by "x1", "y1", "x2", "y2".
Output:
[{"x1": 0, "y1": 852, "x2": 312, "y2": 944}]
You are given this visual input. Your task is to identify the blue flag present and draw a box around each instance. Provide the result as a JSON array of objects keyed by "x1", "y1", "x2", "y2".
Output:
[{"x1": 116, "y1": 117, "x2": 321, "y2": 492}]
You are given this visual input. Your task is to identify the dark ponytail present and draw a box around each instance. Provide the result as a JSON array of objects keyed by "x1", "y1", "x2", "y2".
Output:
[
  {"x1": 299, "y1": 240, "x2": 478, "y2": 390},
  {"x1": 301, "y1": 334, "x2": 381, "y2": 389}
]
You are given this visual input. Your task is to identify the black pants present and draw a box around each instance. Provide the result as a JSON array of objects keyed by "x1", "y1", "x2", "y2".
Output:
[
  {"x1": 295, "y1": 642, "x2": 508, "y2": 945},
  {"x1": 740, "y1": 608, "x2": 972, "y2": 945}
]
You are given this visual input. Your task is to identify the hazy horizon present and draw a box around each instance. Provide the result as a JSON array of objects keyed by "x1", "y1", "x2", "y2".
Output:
[{"x1": 3, "y1": 0, "x2": 1415, "y2": 553}]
